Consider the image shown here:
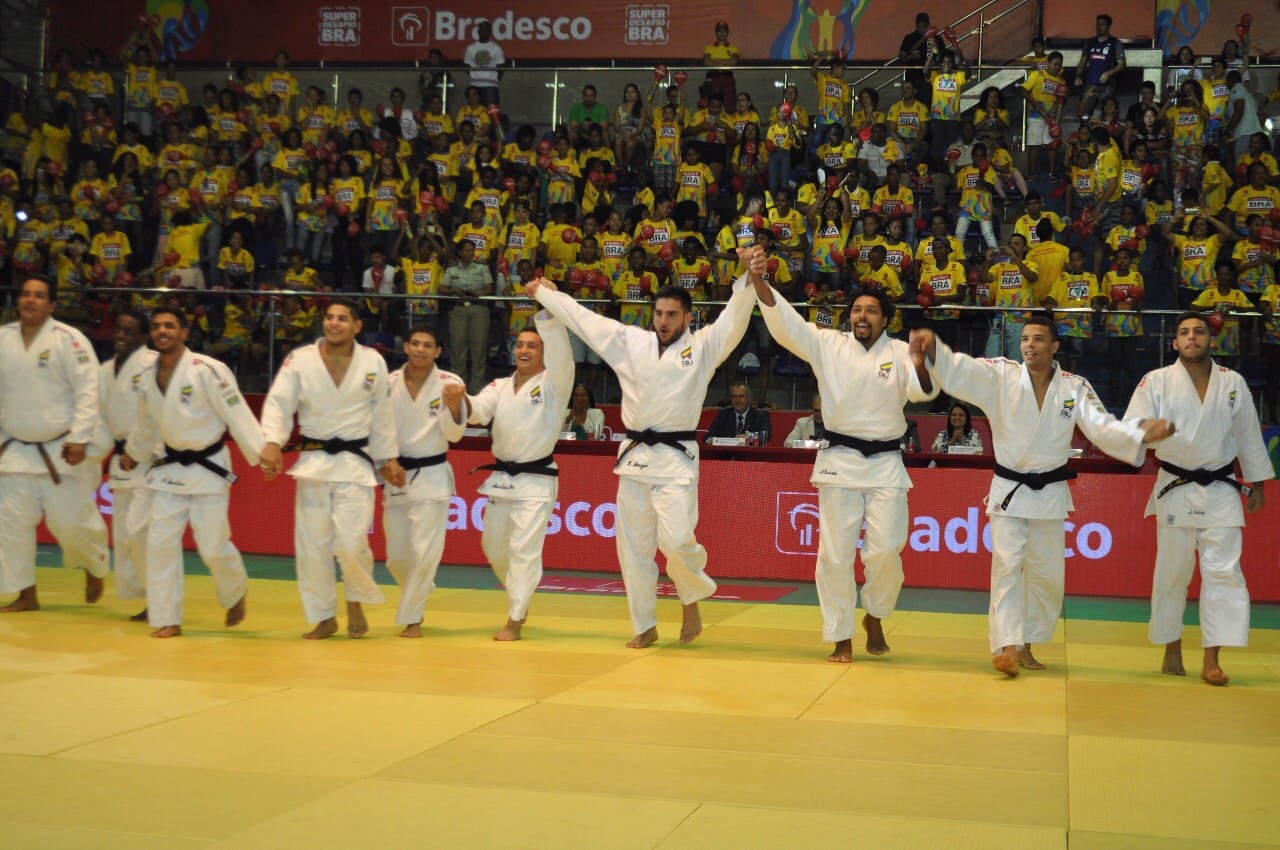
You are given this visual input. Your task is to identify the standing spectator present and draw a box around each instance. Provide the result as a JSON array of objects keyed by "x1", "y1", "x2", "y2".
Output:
[
  {"x1": 898, "y1": 13, "x2": 945, "y2": 104},
  {"x1": 1076, "y1": 14, "x2": 1127, "y2": 120},
  {"x1": 119, "y1": 39, "x2": 158, "y2": 141},
  {"x1": 464, "y1": 20, "x2": 504, "y2": 107},
  {"x1": 440, "y1": 238, "x2": 494, "y2": 392},
  {"x1": 1224, "y1": 69, "x2": 1262, "y2": 163},
  {"x1": 417, "y1": 49, "x2": 454, "y2": 110},
  {"x1": 703, "y1": 20, "x2": 739, "y2": 106},
  {"x1": 925, "y1": 46, "x2": 969, "y2": 167},
  {"x1": 810, "y1": 52, "x2": 849, "y2": 151},
  {"x1": 613, "y1": 83, "x2": 646, "y2": 172}
]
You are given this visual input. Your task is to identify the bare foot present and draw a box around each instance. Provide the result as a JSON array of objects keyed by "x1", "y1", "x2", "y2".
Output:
[
  {"x1": 1017, "y1": 645, "x2": 1047, "y2": 670},
  {"x1": 1161, "y1": 639, "x2": 1186, "y2": 676},
  {"x1": 680, "y1": 603, "x2": 703, "y2": 644},
  {"x1": 863, "y1": 614, "x2": 889, "y2": 656},
  {"x1": 85, "y1": 572, "x2": 104, "y2": 604},
  {"x1": 1201, "y1": 647, "x2": 1229, "y2": 686},
  {"x1": 129, "y1": 608, "x2": 148, "y2": 622},
  {"x1": 347, "y1": 602, "x2": 368, "y2": 638},
  {"x1": 827, "y1": 639, "x2": 853, "y2": 663},
  {"x1": 493, "y1": 618, "x2": 523, "y2": 641},
  {"x1": 400, "y1": 622, "x2": 423, "y2": 638},
  {"x1": 0, "y1": 586, "x2": 40, "y2": 613},
  {"x1": 626, "y1": 626, "x2": 659, "y2": 648},
  {"x1": 225, "y1": 594, "x2": 246, "y2": 627},
  {"x1": 150, "y1": 625, "x2": 182, "y2": 638},
  {"x1": 993, "y1": 646, "x2": 1020, "y2": 677},
  {"x1": 303, "y1": 617, "x2": 338, "y2": 639}
]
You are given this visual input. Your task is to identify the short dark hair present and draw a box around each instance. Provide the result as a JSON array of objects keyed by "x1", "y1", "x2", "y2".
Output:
[
  {"x1": 117, "y1": 307, "x2": 151, "y2": 336},
  {"x1": 325, "y1": 297, "x2": 362, "y2": 320},
  {"x1": 1097, "y1": 14, "x2": 1112, "y2": 26},
  {"x1": 151, "y1": 305, "x2": 189, "y2": 328},
  {"x1": 1036, "y1": 218, "x2": 1055, "y2": 241},
  {"x1": 848, "y1": 285, "x2": 896, "y2": 323},
  {"x1": 1047, "y1": 50, "x2": 1063, "y2": 63},
  {"x1": 1023, "y1": 312, "x2": 1059, "y2": 341},
  {"x1": 407, "y1": 323, "x2": 442, "y2": 346},
  {"x1": 21, "y1": 273, "x2": 57, "y2": 302},
  {"x1": 1175, "y1": 311, "x2": 1210, "y2": 334},
  {"x1": 653, "y1": 285, "x2": 693, "y2": 312}
]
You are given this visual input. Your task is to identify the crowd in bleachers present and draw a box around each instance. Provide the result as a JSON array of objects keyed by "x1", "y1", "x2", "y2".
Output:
[{"x1": 2, "y1": 15, "x2": 1280, "y2": 421}]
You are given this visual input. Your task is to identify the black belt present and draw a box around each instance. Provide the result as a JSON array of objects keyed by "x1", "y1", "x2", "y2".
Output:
[
  {"x1": 823, "y1": 430, "x2": 901, "y2": 457},
  {"x1": 993, "y1": 462, "x2": 1076, "y2": 511},
  {"x1": 398, "y1": 453, "x2": 447, "y2": 471},
  {"x1": 1157, "y1": 461, "x2": 1246, "y2": 499},
  {"x1": 292, "y1": 434, "x2": 375, "y2": 469},
  {"x1": 617, "y1": 429, "x2": 698, "y2": 467},
  {"x1": 113, "y1": 439, "x2": 127, "y2": 456},
  {"x1": 471, "y1": 453, "x2": 558, "y2": 478},
  {"x1": 0, "y1": 430, "x2": 70, "y2": 484},
  {"x1": 153, "y1": 441, "x2": 237, "y2": 484}
]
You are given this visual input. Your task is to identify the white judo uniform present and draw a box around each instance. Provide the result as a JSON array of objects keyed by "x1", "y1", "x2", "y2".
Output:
[
  {"x1": 533, "y1": 281, "x2": 754, "y2": 635},
  {"x1": 1124, "y1": 362, "x2": 1274, "y2": 648},
  {"x1": 261, "y1": 343, "x2": 397, "y2": 624},
  {"x1": 0, "y1": 318, "x2": 109, "y2": 594},
  {"x1": 927, "y1": 340, "x2": 1148, "y2": 653},
  {"x1": 758, "y1": 291, "x2": 937, "y2": 643},
  {"x1": 466, "y1": 313, "x2": 574, "y2": 622},
  {"x1": 383, "y1": 365, "x2": 465, "y2": 626},
  {"x1": 99, "y1": 346, "x2": 159, "y2": 600},
  {"x1": 125, "y1": 350, "x2": 264, "y2": 628}
]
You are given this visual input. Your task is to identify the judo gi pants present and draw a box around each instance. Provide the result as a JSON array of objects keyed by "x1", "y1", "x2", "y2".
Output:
[
  {"x1": 384, "y1": 497, "x2": 449, "y2": 626},
  {"x1": 481, "y1": 496, "x2": 553, "y2": 622},
  {"x1": 0, "y1": 470, "x2": 109, "y2": 594},
  {"x1": 144, "y1": 489, "x2": 248, "y2": 628},
  {"x1": 988, "y1": 515, "x2": 1064, "y2": 654},
  {"x1": 615, "y1": 477, "x2": 716, "y2": 635},
  {"x1": 1150, "y1": 524, "x2": 1249, "y2": 648},
  {"x1": 815, "y1": 486, "x2": 908, "y2": 643},
  {"x1": 295, "y1": 479, "x2": 384, "y2": 623},
  {"x1": 113, "y1": 485, "x2": 152, "y2": 600}
]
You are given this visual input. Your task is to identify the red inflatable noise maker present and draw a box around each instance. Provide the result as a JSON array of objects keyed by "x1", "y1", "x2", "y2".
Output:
[
  {"x1": 1206, "y1": 310, "x2": 1226, "y2": 335},
  {"x1": 916, "y1": 287, "x2": 935, "y2": 307}
]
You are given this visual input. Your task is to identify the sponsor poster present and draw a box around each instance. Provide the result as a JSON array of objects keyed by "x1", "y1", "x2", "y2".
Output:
[
  {"x1": 49, "y1": 0, "x2": 1038, "y2": 63},
  {"x1": 56, "y1": 447, "x2": 1280, "y2": 602}
]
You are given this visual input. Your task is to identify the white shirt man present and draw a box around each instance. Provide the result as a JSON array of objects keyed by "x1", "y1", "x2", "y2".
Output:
[
  {"x1": 99, "y1": 309, "x2": 158, "y2": 616},
  {"x1": 0, "y1": 275, "x2": 109, "y2": 612},
  {"x1": 260, "y1": 299, "x2": 401, "y2": 639},
  {"x1": 462, "y1": 312, "x2": 574, "y2": 640},
  {"x1": 383, "y1": 327, "x2": 466, "y2": 638},
  {"x1": 528, "y1": 248, "x2": 761, "y2": 648},
  {"x1": 911, "y1": 316, "x2": 1173, "y2": 676},
  {"x1": 1123, "y1": 313, "x2": 1272, "y2": 685},
  {"x1": 122, "y1": 307, "x2": 264, "y2": 637},
  {"x1": 463, "y1": 21, "x2": 504, "y2": 102},
  {"x1": 756, "y1": 283, "x2": 937, "y2": 662}
]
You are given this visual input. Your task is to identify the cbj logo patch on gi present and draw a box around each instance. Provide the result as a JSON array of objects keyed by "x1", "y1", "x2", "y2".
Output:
[
  {"x1": 429, "y1": 396, "x2": 442, "y2": 414},
  {"x1": 680, "y1": 345, "x2": 693, "y2": 367},
  {"x1": 362, "y1": 371, "x2": 376, "y2": 392},
  {"x1": 37, "y1": 349, "x2": 51, "y2": 368},
  {"x1": 1060, "y1": 398, "x2": 1075, "y2": 419},
  {"x1": 529, "y1": 384, "x2": 543, "y2": 406},
  {"x1": 179, "y1": 385, "x2": 194, "y2": 405},
  {"x1": 1228, "y1": 390, "x2": 1237, "y2": 410},
  {"x1": 878, "y1": 360, "x2": 893, "y2": 380}
]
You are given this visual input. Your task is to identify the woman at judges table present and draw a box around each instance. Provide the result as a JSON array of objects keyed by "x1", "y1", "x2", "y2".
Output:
[
  {"x1": 562, "y1": 384, "x2": 605, "y2": 440},
  {"x1": 931, "y1": 402, "x2": 984, "y2": 452}
]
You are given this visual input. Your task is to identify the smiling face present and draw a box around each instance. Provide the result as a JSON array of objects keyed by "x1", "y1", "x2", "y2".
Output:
[
  {"x1": 513, "y1": 330, "x2": 544, "y2": 377},
  {"x1": 1020, "y1": 322, "x2": 1060, "y2": 371},
  {"x1": 404, "y1": 329, "x2": 441, "y2": 371},
  {"x1": 849, "y1": 295, "x2": 887, "y2": 344},
  {"x1": 17, "y1": 278, "x2": 55, "y2": 328},
  {"x1": 323, "y1": 303, "x2": 361, "y2": 347}
]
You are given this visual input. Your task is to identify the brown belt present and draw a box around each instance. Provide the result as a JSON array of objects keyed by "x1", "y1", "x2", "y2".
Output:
[{"x1": 0, "y1": 431, "x2": 71, "y2": 484}]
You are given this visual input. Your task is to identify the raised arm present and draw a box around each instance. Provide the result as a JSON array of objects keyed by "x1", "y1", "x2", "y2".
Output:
[
  {"x1": 533, "y1": 311, "x2": 576, "y2": 405},
  {"x1": 529, "y1": 277, "x2": 631, "y2": 367}
]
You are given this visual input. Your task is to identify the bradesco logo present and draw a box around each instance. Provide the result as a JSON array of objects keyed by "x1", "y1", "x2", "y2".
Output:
[
  {"x1": 775, "y1": 492, "x2": 1114, "y2": 560},
  {"x1": 447, "y1": 496, "x2": 617, "y2": 537},
  {"x1": 429, "y1": 10, "x2": 593, "y2": 42}
]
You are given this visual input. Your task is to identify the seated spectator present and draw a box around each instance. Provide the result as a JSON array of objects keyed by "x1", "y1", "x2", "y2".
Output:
[
  {"x1": 562, "y1": 384, "x2": 605, "y2": 439},
  {"x1": 784, "y1": 392, "x2": 826, "y2": 445},
  {"x1": 705, "y1": 381, "x2": 772, "y2": 443},
  {"x1": 931, "y1": 402, "x2": 983, "y2": 452}
]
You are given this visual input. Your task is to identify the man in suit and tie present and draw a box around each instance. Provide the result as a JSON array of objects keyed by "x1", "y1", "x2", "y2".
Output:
[{"x1": 705, "y1": 381, "x2": 772, "y2": 444}]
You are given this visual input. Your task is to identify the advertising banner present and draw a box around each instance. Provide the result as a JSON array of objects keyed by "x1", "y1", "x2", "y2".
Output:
[{"x1": 55, "y1": 447, "x2": 1280, "y2": 602}]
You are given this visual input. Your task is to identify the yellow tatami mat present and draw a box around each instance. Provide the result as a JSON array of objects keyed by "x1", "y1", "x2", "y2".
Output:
[{"x1": 0, "y1": 566, "x2": 1277, "y2": 849}]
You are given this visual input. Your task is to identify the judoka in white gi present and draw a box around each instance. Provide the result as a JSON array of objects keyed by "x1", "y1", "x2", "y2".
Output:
[
  {"x1": 1124, "y1": 312, "x2": 1272, "y2": 686},
  {"x1": 383, "y1": 325, "x2": 466, "y2": 638},
  {"x1": 910, "y1": 315, "x2": 1174, "y2": 676},
  {"x1": 99, "y1": 309, "x2": 158, "y2": 619},
  {"x1": 121, "y1": 307, "x2": 264, "y2": 637},
  {"x1": 526, "y1": 247, "x2": 763, "y2": 647},
  {"x1": 260, "y1": 298, "x2": 403, "y2": 639},
  {"x1": 459, "y1": 311, "x2": 574, "y2": 640},
  {"x1": 753, "y1": 282, "x2": 937, "y2": 662},
  {"x1": 0, "y1": 275, "x2": 109, "y2": 612}
]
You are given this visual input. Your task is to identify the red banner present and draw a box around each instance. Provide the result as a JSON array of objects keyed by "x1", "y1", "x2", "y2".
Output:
[
  {"x1": 48, "y1": 0, "x2": 1039, "y2": 63},
  {"x1": 64, "y1": 446, "x2": 1280, "y2": 603}
]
